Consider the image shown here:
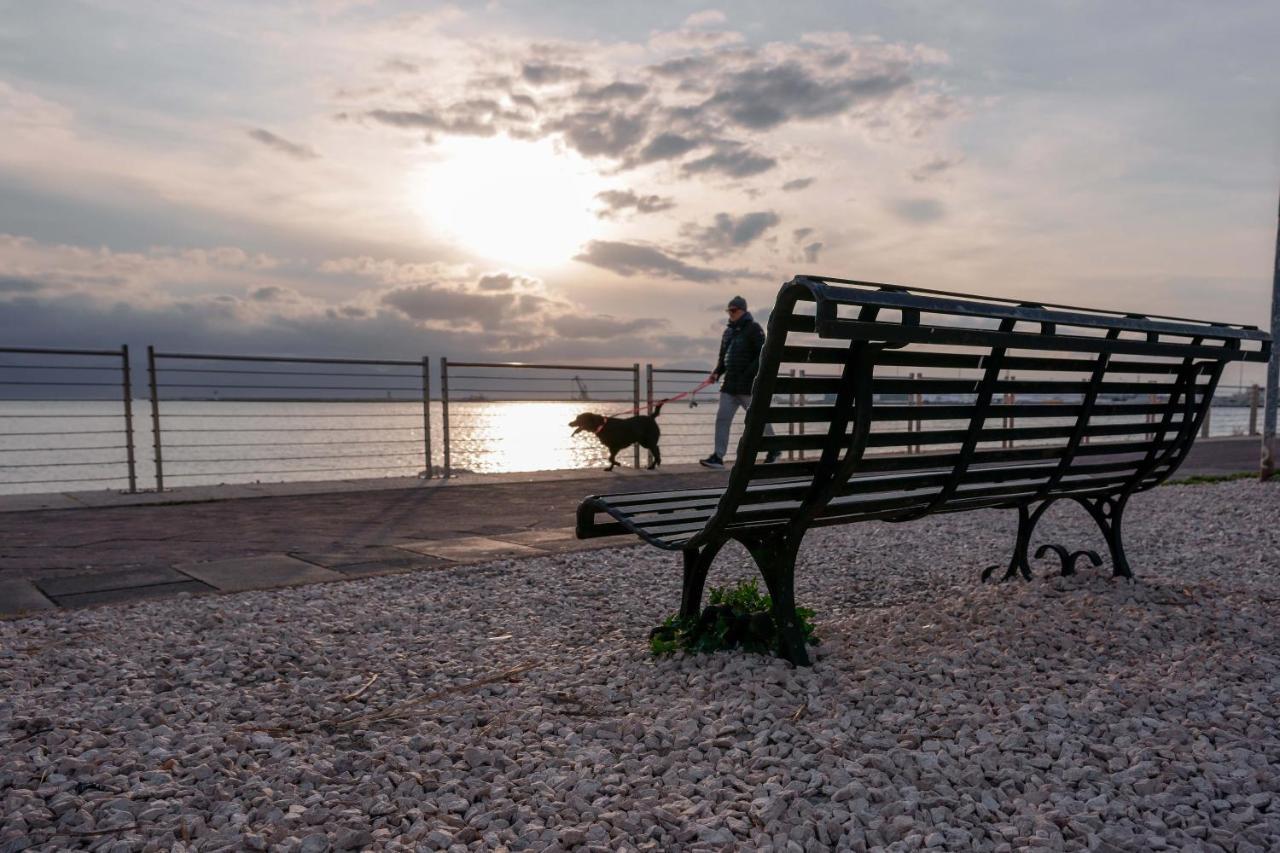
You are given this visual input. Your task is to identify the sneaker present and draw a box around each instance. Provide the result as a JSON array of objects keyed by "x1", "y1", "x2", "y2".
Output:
[
  {"x1": 699, "y1": 454, "x2": 725, "y2": 469},
  {"x1": 764, "y1": 450, "x2": 780, "y2": 464}
]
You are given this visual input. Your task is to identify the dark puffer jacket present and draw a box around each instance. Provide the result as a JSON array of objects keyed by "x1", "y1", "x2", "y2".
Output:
[{"x1": 714, "y1": 311, "x2": 766, "y2": 396}]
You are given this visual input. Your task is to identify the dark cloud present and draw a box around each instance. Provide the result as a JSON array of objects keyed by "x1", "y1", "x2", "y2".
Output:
[
  {"x1": 550, "y1": 315, "x2": 655, "y2": 339},
  {"x1": 888, "y1": 198, "x2": 946, "y2": 223},
  {"x1": 792, "y1": 227, "x2": 814, "y2": 242},
  {"x1": 683, "y1": 211, "x2": 781, "y2": 257},
  {"x1": 802, "y1": 242, "x2": 823, "y2": 263},
  {"x1": 549, "y1": 109, "x2": 649, "y2": 158},
  {"x1": 0, "y1": 275, "x2": 44, "y2": 293},
  {"x1": 594, "y1": 189, "x2": 676, "y2": 219},
  {"x1": 911, "y1": 155, "x2": 963, "y2": 182},
  {"x1": 250, "y1": 285, "x2": 296, "y2": 302},
  {"x1": 477, "y1": 273, "x2": 524, "y2": 292},
  {"x1": 702, "y1": 63, "x2": 911, "y2": 130},
  {"x1": 782, "y1": 178, "x2": 814, "y2": 192},
  {"x1": 381, "y1": 284, "x2": 517, "y2": 329},
  {"x1": 573, "y1": 240, "x2": 727, "y2": 283},
  {"x1": 521, "y1": 62, "x2": 589, "y2": 85},
  {"x1": 246, "y1": 128, "x2": 319, "y2": 160},
  {"x1": 681, "y1": 146, "x2": 778, "y2": 178},
  {"x1": 577, "y1": 81, "x2": 648, "y2": 102},
  {"x1": 633, "y1": 132, "x2": 700, "y2": 165}
]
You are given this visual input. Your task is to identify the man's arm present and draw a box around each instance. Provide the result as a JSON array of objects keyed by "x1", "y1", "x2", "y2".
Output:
[{"x1": 712, "y1": 328, "x2": 729, "y2": 380}]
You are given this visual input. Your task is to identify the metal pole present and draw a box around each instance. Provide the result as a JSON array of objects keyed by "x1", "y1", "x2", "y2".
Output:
[
  {"x1": 120, "y1": 345, "x2": 137, "y2": 493},
  {"x1": 1201, "y1": 400, "x2": 1211, "y2": 439},
  {"x1": 788, "y1": 368, "x2": 795, "y2": 461},
  {"x1": 1263, "y1": 186, "x2": 1280, "y2": 479},
  {"x1": 421, "y1": 356, "x2": 433, "y2": 479},
  {"x1": 633, "y1": 363, "x2": 641, "y2": 469},
  {"x1": 646, "y1": 364, "x2": 654, "y2": 469},
  {"x1": 798, "y1": 369, "x2": 806, "y2": 460},
  {"x1": 441, "y1": 357, "x2": 451, "y2": 479},
  {"x1": 1250, "y1": 384, "x2": 1260, "y2": 436},
  {"x1": 147, "y1": 345, "x2": 164, "y2": 491}
]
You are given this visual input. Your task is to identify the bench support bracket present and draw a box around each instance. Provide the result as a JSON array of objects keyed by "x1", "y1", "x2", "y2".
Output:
[
  {"x1": 740, "y1": 531, "x2": 811, "y2": 666},
  {"x1": 1073, "y1": 494, "x2": 1133, "y2": 579},
  {"x1": 982, "y1": 500, "x2": 1104, "y2": 583}
]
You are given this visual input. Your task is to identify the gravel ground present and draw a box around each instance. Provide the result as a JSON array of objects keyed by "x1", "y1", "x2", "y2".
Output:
[{"x1": 2, "y1": 480, "x2": 1278, "y2": 853}]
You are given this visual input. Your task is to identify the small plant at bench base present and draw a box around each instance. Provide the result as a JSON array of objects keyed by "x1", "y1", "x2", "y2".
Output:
[{"x1": 649, "y1": 579, "x2": 820, "y2": 657}]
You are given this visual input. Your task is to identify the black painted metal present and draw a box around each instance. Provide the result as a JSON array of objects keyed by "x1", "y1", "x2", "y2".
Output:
[{"x1": 577, "y1": 276, "x2": 1273, "y2": 665}]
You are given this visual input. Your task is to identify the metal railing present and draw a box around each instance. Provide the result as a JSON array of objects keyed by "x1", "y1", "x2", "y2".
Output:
[
  {"x1": 0, "y1": 346, "x2": 138, "y2": 493},
  {"x1": 0, "y1": 349, "x2": 1270, "y2": 495},
  {"x1": 440, "y1": 360, "x2": 641, "y2": 477},
  {"x1": 147, "y1": 349, "x2": 432, "y2": 489}
]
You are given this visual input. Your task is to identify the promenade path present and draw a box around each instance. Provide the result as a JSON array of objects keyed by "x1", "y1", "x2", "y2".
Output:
[{"x1": 0, "y1": 436, "x2": 1264, "y2": 616}]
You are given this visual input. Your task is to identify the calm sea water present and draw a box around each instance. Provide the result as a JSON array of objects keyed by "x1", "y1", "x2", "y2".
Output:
[{"x1": 0, "y1": 399, "x2": 1259, "y2": 495}]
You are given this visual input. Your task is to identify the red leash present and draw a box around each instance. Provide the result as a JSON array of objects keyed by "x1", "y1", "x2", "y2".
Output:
[{"x1": 600, "y1": 376, "x2": 717, "y2": 419}]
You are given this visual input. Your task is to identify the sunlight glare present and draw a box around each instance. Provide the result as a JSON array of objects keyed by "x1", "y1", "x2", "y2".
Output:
[{"x1": 412, "y1": 136, "x2": 603, "y2": 268}]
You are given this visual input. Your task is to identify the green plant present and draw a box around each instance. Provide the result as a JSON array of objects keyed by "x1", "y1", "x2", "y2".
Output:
[
  {"x1": 1164, "y1": 471, "x2": 1261, "y2": 486},
  {"x1": 649, "y1": 578, "x2": 819, "y2": 658}
]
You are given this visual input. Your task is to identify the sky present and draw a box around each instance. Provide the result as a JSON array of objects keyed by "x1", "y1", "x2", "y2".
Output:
[{"x1": 1, "y1": 0, "x2": 1277, "y2": 379}]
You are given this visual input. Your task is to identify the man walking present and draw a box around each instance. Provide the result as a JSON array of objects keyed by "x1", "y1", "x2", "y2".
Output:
[{"x1": 700, "y1": 295, "x2": 778, "y2": 469}]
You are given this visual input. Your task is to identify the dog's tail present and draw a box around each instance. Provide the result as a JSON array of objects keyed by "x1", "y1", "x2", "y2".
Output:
[{"x1": 652, "y1": 402, "x2": 664, "y2": 418}]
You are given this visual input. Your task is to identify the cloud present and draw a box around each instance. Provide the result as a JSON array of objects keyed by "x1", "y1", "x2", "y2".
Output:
[
  {"x1": 782, "y1": 177, "x2": 814, "y2": 192},
  {"x1": 477, "y1": 272, "x2": 536, "y2": 291},
  {"x1": 246, "y1": 128, "x2": 319, "y2": 160},
  {"x1": 577, "y1": 81, "x2": 648, "y2": 103},
  {"x1": 701, "y1": 62, "x2": 911, "y2": 131},
  {"x1": 682, "y1": 211, "x2": 781, "y2": 257},
  {"x1": 684, "y1": 10, "x2": 728, "y2": 27},
  {"x1": 681, "y1": 145, "x2": 778, "y2": 178},
  {"x1": 250, "y1": 285, "x2": 302, "y2": 302},
  {"x1": 0, "y1": 275, "x2": 44, "y2": 293},
  {"x1": 594, "y1": 189, "x2": 676, "y2": 219},
  {"x1": 574, "y1": 240, "x2": 730, "y2": 282},
  {"x1": 911, "y1": 155, "x2": 963, "y2": 182},
  {"x1": 802, "y1": 242, "x2": 823, "y2": 263},
  {"x1": 888, "y1": 198, "x2": 946, "y2": 223},
  {"x1": 521, "y1": 62, "x2": 589, "y2": 86},
  {"x1": 550, "y1": 314, "x2": 657, "y2": 339}
]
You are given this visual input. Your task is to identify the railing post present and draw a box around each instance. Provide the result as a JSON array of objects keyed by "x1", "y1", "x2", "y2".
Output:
[
  {"x1": 633, "y1": 363, "x2": 641, "y2": 469},
  {"x1": 120, "y1": 345, "x2": 138, "y2": 494},
  {"x1": 1250, "y1": 384, "x2": 1260, "y2": 436},
  {"x1": 147, "y1": 345, "x2": 164, "y2": 491},
  {"x1": 421, "y1": 356, "x2": 433, "y2": 479},
  {"x1": 1201, "y1": 400, "x2": 1211, "y2": 439},
  {"x1": 440, "y1": 357, "x2": 451, "y2": 479},
  {"x1": 645, "y1": 364, "x2": 654, "y2": 469}
]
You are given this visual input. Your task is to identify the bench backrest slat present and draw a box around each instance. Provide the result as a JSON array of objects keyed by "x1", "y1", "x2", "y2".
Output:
[{"x1": 682, "y1": 276, "x2": 1269, "y2": 549}]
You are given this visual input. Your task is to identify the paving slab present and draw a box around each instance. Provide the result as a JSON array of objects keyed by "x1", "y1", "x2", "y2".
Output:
[
  {"x1": 493, "y1": 527, "x2": 625, "y2": 552},
  {"x1": 36, "y1": 567, "x2": 197, "y2": 598},
  {"x1": 289, "y1": 546, "x2": 455, "y2": 577},
  {"x1": 0, "y1": 580, "x2": 56, "y2": 617},
  {"x1": 52, "y1": 581, "x2": 213, "y2": 609},
  {"x1": 396, "y1": 536, "x2": 545, "y2": 562},
  {"x1": 176, "y1": 555, "x2": 342, "y2": 592}
]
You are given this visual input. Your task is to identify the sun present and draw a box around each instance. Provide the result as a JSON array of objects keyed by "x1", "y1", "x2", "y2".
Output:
[{"x1": 412, "y1": 135, "x2": 604, "y2": 268}]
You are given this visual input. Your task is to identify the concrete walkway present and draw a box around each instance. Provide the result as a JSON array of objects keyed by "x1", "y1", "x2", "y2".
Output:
[{"x1": 0, "y1": 436, "x2": 1265, "y2": 617}]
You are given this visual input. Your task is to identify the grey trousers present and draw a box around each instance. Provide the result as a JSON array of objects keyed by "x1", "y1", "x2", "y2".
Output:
[{"x1": 714, "y1": 392, "x2": 774, "y2": 459}]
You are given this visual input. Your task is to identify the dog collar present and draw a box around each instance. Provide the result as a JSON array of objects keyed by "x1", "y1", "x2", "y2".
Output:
[{"x1": 595, "y1": 417, "x2": 608, "y2": 434}]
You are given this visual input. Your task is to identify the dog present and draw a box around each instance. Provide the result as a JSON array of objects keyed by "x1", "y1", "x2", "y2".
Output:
[{"x1": 569, "y1": 403, "x2": 664, "y2": 471}]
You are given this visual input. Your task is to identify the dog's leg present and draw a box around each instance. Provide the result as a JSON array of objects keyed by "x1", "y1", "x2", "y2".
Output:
[
  {"x1": 606, "y1": 450, "x2": 618, "y2": 471},
  {"x1": 647, "y1": 442, "x2": 660, "y2": 470}
]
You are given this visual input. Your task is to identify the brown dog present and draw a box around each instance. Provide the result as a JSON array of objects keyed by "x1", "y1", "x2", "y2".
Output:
[{"x1": 569, "y1": 403, "x2": 663, "y2": 470}]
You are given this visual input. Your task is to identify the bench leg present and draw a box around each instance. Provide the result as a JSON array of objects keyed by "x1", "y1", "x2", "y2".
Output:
[
  {"x1": 982, "y1": 503, "x2": 1037, "y2": 583},
  {"x1": 1074, "y1": 495, "x2": 1134, "y2": 579},
  {"x1": 679, "y1": 541, "x2": 725, "y2": 621},
  {"x1": 743, "y1": 533, "x2": 811, "y2": 667}
]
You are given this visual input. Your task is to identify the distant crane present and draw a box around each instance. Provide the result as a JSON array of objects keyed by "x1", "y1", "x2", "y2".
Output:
[{"x1": 571, "y1": 376, "x2": 590, "y2": 401}]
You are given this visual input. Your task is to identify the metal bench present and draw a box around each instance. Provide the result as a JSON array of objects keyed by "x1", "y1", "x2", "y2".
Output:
[{"x1": 576, "y1": 276, "x2": 1272, "y2": 664}]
